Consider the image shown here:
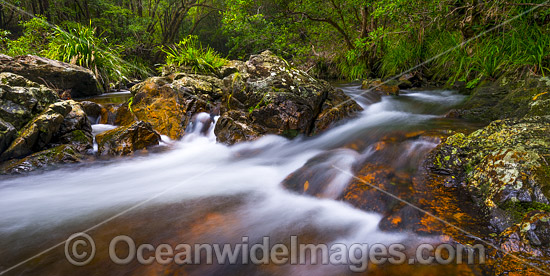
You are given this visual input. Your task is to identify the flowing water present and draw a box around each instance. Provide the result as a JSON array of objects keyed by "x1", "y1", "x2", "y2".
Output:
[{"x1": 0, "y1": 84, "x2": 485, "y2": 275}]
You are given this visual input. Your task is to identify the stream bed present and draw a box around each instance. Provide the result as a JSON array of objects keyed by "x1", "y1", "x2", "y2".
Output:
[{"x1": 0, "y1": 84, "x2": 491, "y2": 275}]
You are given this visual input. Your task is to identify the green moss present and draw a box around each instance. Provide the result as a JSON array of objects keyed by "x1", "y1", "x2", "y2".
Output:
[
  {"x1": 282, "y1": 129, "x2": 300, "y2": 139},
  {"x1": 69, "y1": 130, "x2": 90, "y2": 144},
  {"x1": 501, "y1": 201, "x2": 550, "y2": 222}
]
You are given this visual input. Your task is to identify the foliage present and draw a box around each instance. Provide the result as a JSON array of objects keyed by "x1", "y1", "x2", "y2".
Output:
[
  {"x1": 159, "y1": 35, "x2": 227, "y2": 74},
  {"x1": 2, "y1": 0, "x2": 550, "y2": 86},
  {"x1": 0, "y1": 29, "x2": 10, "y2": 49},
  {"x1": 44, "y1": 23, "x2": 133, "y2": 86},
  {"x1": 1, "y1": 16, "x2": 53, "y2": 56}
]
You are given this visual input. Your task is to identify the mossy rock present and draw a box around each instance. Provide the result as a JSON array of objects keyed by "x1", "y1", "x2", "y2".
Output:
[
  {"x1": 460, "y1": 76, "x2": 550, "y2": 122},
  {"x1": 427, "y1": 116, "x2": 550, "y2": 237},
  {"x1": 0, "y1": 144, "x2": 84, "y2": 174}
]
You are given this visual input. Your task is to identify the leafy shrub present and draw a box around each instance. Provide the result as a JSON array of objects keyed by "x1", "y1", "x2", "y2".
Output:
[
  {"x1": 159, "y1": 35, "x2": 227, "y2": 75},
  {"x1": 44, "y1": 23, "x2": 133, "y2": 87},
  {"x1": 2, "y1": 16, "x2": 53, "y2": 56},
  {"x1": 0, "y1": 29, "x2": 10, "y2": 50}
]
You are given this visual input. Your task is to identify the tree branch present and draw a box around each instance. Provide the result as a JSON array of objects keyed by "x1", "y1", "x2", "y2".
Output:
[{"x1": 289, "y1": 11, "x2": 354, "y2": 49}]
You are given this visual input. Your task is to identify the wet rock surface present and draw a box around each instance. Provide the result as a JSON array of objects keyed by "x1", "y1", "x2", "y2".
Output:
[
  {"x1": 0, "y1": 72, "x2": 59, "y2": 130},
  {"x1": 95, "y1": 121, "x2": 161, "y2": 156},
  {"x1": 0, "y1": 54, "x2": 103, "y2": 98},
  {"x1": 0, "y1": 144, "x2": 85, "y2": 174},
  {"x1": 361, "y1": 79, "x2": 400, "y2": 96}
]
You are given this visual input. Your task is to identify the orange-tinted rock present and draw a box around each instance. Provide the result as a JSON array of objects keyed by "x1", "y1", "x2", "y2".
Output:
[
  {"x1": 361, "y1": 79, "x2": 400, "y2": 96},
  {"x1": 95, "y1": 121, "x2": 161, "y2": 156},
  {"x1": 129, "y1": 77, "x2": 187, "y2": 139}
]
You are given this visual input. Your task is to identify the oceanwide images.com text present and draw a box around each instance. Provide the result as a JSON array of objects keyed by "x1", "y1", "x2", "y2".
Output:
[{"x1": 65, "y1": 233, "x2": 486, "y2": 272}]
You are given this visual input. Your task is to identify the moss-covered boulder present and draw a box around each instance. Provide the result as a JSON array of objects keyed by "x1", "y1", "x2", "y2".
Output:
[
  {"x1": 95, "y1": 121, "x2": 161, "y2": 156},
  {"x1": 0, "y1": 118, "x2": 16, "y2": 154},
  {"x1": 0, "y1": 101, "x2": 72, "y2": 161},
  {"x1": 50, "y1": 100, "x2": 94, "y2": 152},
  {"x1": 426, "y1": 116, "x2": 550, "y2": 254},
  {"x1": 0, "y1": 74, "x2": 94, "y2": 172},
  {"x1": 215, "y1": 50, "x2": 362, "y2": 144}
]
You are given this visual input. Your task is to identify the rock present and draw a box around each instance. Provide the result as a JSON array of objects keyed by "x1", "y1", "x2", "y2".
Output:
[
  {"x1": 129, "y1": 51, "x2": 361, "y2": 143},
  {"x1": 0, "y1": 144, "x2": 84, "y2": 174},
  {"x1": 459, "y1": 76, "x2": 550, "y2": 122},
  {"x1": 0, "y1": 54, "x2": 103, "y2": 98},
  {"x1": 361, "y1": 79, "x2": 400, "y2": 96},
  {"x1": 79, "y1": 101, "x2": 104, "y2": 124},
  {"x1": 95, "y1": 121, "x2": 161, "y2": 156},
  {"x1": 312, "y1": 88, "x2": 363, "y2": 134},
  {"x1": 0, "y1": 73, "x2": 59, "y2": 130},
  {"x1": 0, "y1": 101, "x2": 72, "y2": 161},
  {"x1": 128, "y1": 77, "x2": 188, "y2": 139},
  {"x1": 0, "y1": 74, "x2": 94, "y2": 171},
  {"x1": 171, "y1": 72, "x2": 224, "y2": 99},
  {"x1": 426, "y1": 116, "x2": 550, "y2": 253},
  {"x1": 50, "y1": 100, "x2": 93, "y2": 152},
  {"x1": 215, "y1": 50, "x2": 362, "y2": 143},
  {"x1": 0, "y1": 118, "x2": 16, "y2": 154},
  {"x1": 214, "y1": 110, "x2": 261, "y2": 144},
  {"x1": 218, "y1": 60, "x2": 247, "y2": 78}
]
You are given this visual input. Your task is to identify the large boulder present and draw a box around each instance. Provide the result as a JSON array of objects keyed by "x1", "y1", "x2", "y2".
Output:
[
  {"x1": 95, "y1": 121, "x2": 161, "y2": 156},
  {"x1": 214, "y1": 50, "x2": 362, "y2": 144},
  {"x1": 426, "y1": 116, "x2": 550, "y2": 255},
  {"x1": 126, "y1": 74, "x2": 220, "y2": 140},
  {"x1": 0, "y1": 54, "x2": 103, "y2": 98}
]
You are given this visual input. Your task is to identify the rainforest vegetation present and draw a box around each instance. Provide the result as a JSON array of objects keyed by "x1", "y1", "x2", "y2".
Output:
[{"x1": 1, "y1": 0, "x2": 550, "y2": 87}]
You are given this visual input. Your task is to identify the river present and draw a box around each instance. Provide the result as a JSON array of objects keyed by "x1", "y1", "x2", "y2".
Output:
[{"x1": 0, "y1": 84, "x2": 487, "y2": 275}]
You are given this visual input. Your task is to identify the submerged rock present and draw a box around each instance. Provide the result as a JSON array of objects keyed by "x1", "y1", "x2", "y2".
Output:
[
  {"x1": 95, "y1": 121, "x2": 161, "y2": 156},
  {"x1": 0, "y1": 54, "x2": 103, "y2": 98}
]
